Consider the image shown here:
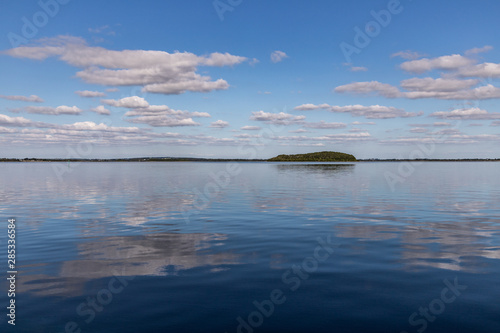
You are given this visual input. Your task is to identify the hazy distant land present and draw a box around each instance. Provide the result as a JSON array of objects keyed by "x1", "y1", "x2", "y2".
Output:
[{"x1": 1, "y1": 151, "x2": 499, "y2": 162}]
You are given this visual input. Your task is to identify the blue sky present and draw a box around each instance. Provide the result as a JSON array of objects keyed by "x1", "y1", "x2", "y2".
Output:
[{"x1": 1, "y1": 0, "x2": 500, "y2": 159}]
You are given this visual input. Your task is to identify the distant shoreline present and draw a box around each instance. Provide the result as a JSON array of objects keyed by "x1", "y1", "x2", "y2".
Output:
[{"x1": 1, "y1": 158, "x2": 499, "y2": 163}]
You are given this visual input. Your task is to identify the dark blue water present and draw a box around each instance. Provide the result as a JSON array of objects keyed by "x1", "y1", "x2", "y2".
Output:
[{"x1": 1, "y1": 162, "x2": 499, "y2": 333}]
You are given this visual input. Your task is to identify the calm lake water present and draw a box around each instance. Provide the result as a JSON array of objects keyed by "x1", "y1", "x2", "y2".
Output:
[{"x1": 1, "y1": 162, "x2": 499, "y2": 333}]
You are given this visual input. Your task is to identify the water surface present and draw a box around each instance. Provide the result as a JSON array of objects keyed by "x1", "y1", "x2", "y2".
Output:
[{"x1": 1, "y1": 162, "x2": 499, "y2": 332}]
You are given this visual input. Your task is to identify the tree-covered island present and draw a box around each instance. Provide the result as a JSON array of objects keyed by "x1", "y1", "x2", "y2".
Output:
[{"x1": 268, "y1": 151, "x2": 357, "y2": 162}]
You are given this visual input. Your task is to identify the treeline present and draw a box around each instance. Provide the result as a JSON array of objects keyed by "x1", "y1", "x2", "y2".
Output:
[{"x1": 268, "y1": 151, "x2": 357, "y2": 162}]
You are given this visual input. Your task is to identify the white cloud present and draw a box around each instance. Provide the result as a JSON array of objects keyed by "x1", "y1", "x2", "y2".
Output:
[
  {"x1": 334, "y1": 81, "x2": 401, "y2": 98},
  {"x1": 408, "y1": 122, "x2": 453, "y2": 128},
  {"x1": 0, "y1": 94, "x2": 44, "y2": 103},
  {"x1": 335, "y1": 79, "x2": 500, "y2": 100},
  {"x1": 351, "y1": 121, "x2": 376, "y2": 125},
  {"x1": 458, "y1": 63, "x2": 500, "y2": 78},
  {"x1": 343, "y1": 63, "x2": 368, "y2": 72},
  {"x1": 465, "y1": 45, "x2": 493, "y2": 56},
  {"x1": 102, "y1": 96, "x2": 149, "y2": 108},
  {"x1": 270, "y1": 51, "x2": 288, "y2": 63},
  {"x1": 249, "y1": 58, "x2": 260, "y2": 65},
  {"x1": 250, "y1": 110, "x2": 305, "y2": 124},
  {"x1": 210, "y1": 120, "x2": 229, "y2": 128},
  {"x1": 289, "y1": 129, "x2": 308, "y2": 133},
  {"x1": 241, "y1": 126, "x2": 261, "y2": 131},
  {"x1": 88, "y1": 25, "x2": 116, "y2": 36},
  {"x1": 0, "y1": 112, "x2": 260, "y2": 146},
  {"x1": 273, "y1": 132, "x2": 373, "y2": 144},
  {"x1": 381, "y1": 133, "x2": 500, "y2": 145},
  {"x1": 294, "y1": 103, "x2": 331, "y2": 111},
  {"x1": 25, "y1": 105, "x2": 82, "y2": 115},
  {"x1": 75, "y1": 90, "x2": 106, "y2": 97},
  {"x1": 430, "y1": 107, "x2": 500, "y2": 120},
  {"x1": 303, "y1": 121, "x2": 347, "y2": 129},
  {"x1": 0, "y1": 114, "x2": 38, "y2": 127},
  {"x1": 91, "y1": 105, "x2": 111, "y2": 115},
  {"x1": 294, "y1": 103, "x2": 420, "y2": 119},
  {"x1": 400, "y1": 54, "x2": 474, "y2": 74},
  {"x1": 349, "y1": 128, "x2": 368, "y2": 133},
  {"x1": 127, "y1": 116, "x2": 201, "y2": 127},
  {"x1": 390, "y1": 50, "x2": 426, "y2": 60},
  {"x1": 400, "y1": 77, "x2": 479, "y2": 93},
  {"x1": 410, "y1": 127, "x2": 429, "y2": 133},
  {"x1": 433, "y1": 122, "x2": 452, "y2": 127},
  {"x1": 121, "y1": 103, "x2": 210, "y2": 128},
  {"x1": 491, "y1": 121, "x2": 500, "y2": 127},
  {"x1": 350, "y1": 66, "x2": 368, "y2": 72},
  {"x1": 330, "y1": 104, "x2": 421, "y2": 119},
  {"x1": 3, "y1": 36, "x2": 247, "y2": 95},
  {"x1": 142, "y1": 77, "x2": 229, "y2": 95}
]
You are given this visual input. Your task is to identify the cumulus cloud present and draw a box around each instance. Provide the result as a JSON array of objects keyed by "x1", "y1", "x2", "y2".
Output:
[
  {"x1": 335, "y1": 50, "x2": 500, "y2": 101},
  {"x1": 429, "y1": 107, "x2": 500, "y2": 120},
  {"x1": 334, "y1": 81, "x2": 401, "y2": 98},
  {"x1": 0, "y1": 95, "x2": 44, "y2": 103},
  {"x1": 458, "y1": 63, "x2": 500, "y2": 78},
  {"x1": 343, "y1": 63, "x2": 367, "y2": 72},
  {"x1": 335, "y1": 79, "x2": 500, "y2": 100},
  {"x1": 491, "y1": 121, "x2": 500, "y2": 127},
  {"x1": 210, "y1": 120, "x2": 229, "y2": 128},
  {"x1": 25, "y1": 105, "x2": 82, "y2": 115},
  {"x1": 410, "y1": 127, "x2": 429, "y2": 133},
  {"x1": 400, "y1": 54, "x2": 474, "y2": 74},
  {"x1": 390, "y1": 50, "x2": 426, "y2": 60},
  {"x1": 0, "y1": 112, "x2": 256, "y2": 147},
  {"x1": 465, "y1": 45, "x2": 493, "y2": 56},
  {"x1": 303, "y1": 121, "x2": 347, "y2": 129},
  {"x1": 102, "y1": 96, "x2": 149, "y2": 108},
  {"x1": 126, "y1": 116, "x2": 200, "y2": 127},
  {"x1": 294, "y1": 103, "x2": 331, "y2": 111},
  {"x1": 250, "y1": 110, "x2": 305, "y2": 124},
  {"x1": 75, "y1": 90, "x2": 106, "y2": 97},
  {"x1": 270, "y1": 51, "x2": 288, "y2": 63},
  {"x1": 273, "y1": 132, "x2": 373, "y2": 144},
  {"x1": 295, "y1": 103, "x2": 420, "y2": 119},
  {"x1": 289, "y1": 129, "x2": 308, "y2": 133},
  {"x1": 241, "y1": 126, "x2": 261, "y2": 131},
  {"x1": 409, "y1": 122, "x2": 453, "y2": 128},
  {"x1": 122, "y1": 103, "x2": 210, "y2": 127},
  {"x1": 0, "y1": 114, "x2": 39, "y2": 127},
  {"x1": 91, "y1": 105, "x2": 111, "y2": 115},
  {"x1": 400, "y1": 77, "x2": 479, "y2": 93},
  {"x1": 3, "y1": 36, "x2": 248, "y2": 95},
  {"x1": 381, "y1": 133, "x2": 500, "y2": 145},
  {"x1": 0, "y1": 94, "x2": 44, "y2": 103},
  {"x1": 351, "y1": 121, "x2": 376, "y2": 125},
  {"x1": 330, "y1": 105, "x2": 421, "y2": 119}
]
